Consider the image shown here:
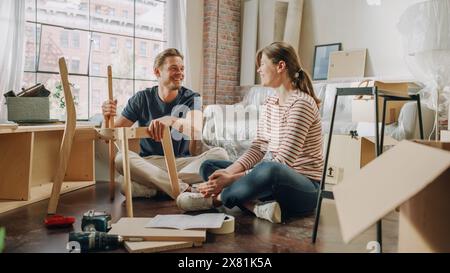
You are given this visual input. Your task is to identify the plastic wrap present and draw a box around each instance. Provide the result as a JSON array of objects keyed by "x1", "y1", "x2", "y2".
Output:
[
  {"x1": 201, "y1": 82, "x2": 432, "y2": 160},
  {"x1": 397, "y1": 0, "x2": 450, "y2": 134}
]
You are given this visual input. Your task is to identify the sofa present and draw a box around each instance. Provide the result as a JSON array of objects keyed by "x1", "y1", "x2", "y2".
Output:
[{"x1": 201, "y1": 82, "x2": 435, "y2": 161}]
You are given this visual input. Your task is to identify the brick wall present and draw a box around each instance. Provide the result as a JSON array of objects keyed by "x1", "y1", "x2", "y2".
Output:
[{"x1": 203, "y1": 0, "x2": 241, "y2": 105}]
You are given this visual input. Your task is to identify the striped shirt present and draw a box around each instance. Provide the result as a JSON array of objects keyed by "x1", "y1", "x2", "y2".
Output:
[{"x1": 236, "y1": 91, "x2": 324, "y2": 181}]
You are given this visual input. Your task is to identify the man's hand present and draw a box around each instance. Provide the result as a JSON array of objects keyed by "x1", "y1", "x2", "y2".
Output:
[
  {"x1": 102, "y1": 99, "x2": 117, "y2": 119},
  {"x1": 197, "y1": 169, "x2": 235, "y2": 198},
  {"x1": 148, "y1": 116, "x2": 176, "y2": 142}
]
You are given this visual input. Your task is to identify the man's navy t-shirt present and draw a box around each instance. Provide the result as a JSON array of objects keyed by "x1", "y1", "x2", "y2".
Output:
[{"x1": 121, "y1": 86, "x2": 201, "y2": 157}]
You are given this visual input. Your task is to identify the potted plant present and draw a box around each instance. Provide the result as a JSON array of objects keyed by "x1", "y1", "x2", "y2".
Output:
[{"x1": 51, "y1": 81, "x2": 79, "y2": 120}]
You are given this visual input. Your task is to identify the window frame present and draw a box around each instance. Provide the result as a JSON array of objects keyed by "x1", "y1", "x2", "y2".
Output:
[{"x1": 24, "y1": 0, "x2": 167, "y2": 120}]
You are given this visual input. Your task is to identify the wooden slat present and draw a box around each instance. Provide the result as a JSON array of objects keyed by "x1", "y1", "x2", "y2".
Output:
[
  {"x1": 0, "y1": 124, "x2": 95, "y2": 135},
  {"x1": 161, "y1": 126, "x2": 180, "y2": 199},
  {"x1": 119, "y1": 127, "x2": 133, "y2": 217},
  {"x1": 125, "y1": 241, "x2": 193, "y2": 253},
  {"x1": 108, "y1": 218, "x2": 206, "y2": 243},
  {"x1": 47, "y1": 58, "x2": 77, "y2": 215},
  {"x1": 102, "y1": 126, "x2": 181, "y2": 200},
  {"x1": 107, "y1": 65, "x2": 116, "y2": 201}
]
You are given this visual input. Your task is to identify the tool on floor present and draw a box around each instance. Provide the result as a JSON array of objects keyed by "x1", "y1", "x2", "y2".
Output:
[
  {"x1": 44, "y1": 215, "x2": 76, "y2": 229},
  {"x1": 69, "y1": 231, "x2": 123, "y2": 252},
  {"x1": 0, "y1": 227, "x2": 5, "y2": 253},
  {"x1": 68, "y1": 210, "x2": 119, "y2": 252},
  {"x1": 81, "y1": 210, "x2": 112, "y2": 232}
]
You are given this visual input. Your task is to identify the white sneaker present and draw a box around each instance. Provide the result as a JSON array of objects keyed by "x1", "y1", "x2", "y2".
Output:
[
  {"x1": 120, "y1": 180, "x2": 157, "y2": 199},
  {"x1": 176, "y1": 192, "x2": 214, "y2": 211},
  {"x1": 253, "y1": 201, "x2": 282, "y2": 223}
]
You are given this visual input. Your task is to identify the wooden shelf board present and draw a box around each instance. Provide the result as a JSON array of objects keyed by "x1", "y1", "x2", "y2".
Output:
[{"x1": 0, "y1": 181, "x2": 95, "y2": 214}]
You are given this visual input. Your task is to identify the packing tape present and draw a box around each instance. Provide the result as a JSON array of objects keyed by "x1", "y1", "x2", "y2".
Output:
[{"x1": 208, "y1": 215, "x2": 235, "y2": 235}]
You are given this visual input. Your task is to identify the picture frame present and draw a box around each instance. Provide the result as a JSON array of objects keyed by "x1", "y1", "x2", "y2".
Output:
[{"x1": 312, "y1": 43, "x2": 342, "y2": 81}]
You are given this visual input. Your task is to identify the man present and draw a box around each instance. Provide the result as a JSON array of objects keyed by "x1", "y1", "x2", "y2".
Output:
[{"x1": 102, "y1": 48, "x2": 228, "y2": 198}]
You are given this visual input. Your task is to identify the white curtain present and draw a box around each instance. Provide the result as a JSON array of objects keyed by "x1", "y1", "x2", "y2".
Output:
[
  {"x1": 165, "y1": 0, "x2": 191, "y2": 88},
  {"x1": 0, "y1": 0, "x2": 25, "y2": 120}
]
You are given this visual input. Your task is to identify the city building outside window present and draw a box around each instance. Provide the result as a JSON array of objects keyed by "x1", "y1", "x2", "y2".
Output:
[
  {"x1": 71, "y1": 59, "x2": 80, "y2": 73},
  {"x1": 140, "y1": 41, "x2": 147, "y2": 56},
  {"x1": 60, "y1": 31, "x2": 69, "y2": 48},
  {"x1": 92, "y1": 34, "x2": 100, "y2": 50},
  {"x1": 72, "y1": 32, "x2": 80, "y2": 49},
  {"x1": 92, "y1": 63, "x2": 100, "y2": 75},
  {"x1": 110, "y1": 37, "x2": 118, "y2": 51}
]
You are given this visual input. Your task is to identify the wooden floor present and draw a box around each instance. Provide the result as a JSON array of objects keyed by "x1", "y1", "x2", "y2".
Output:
[{"x1": 0, "y1": 182, "x2": 399, "y2": 253}]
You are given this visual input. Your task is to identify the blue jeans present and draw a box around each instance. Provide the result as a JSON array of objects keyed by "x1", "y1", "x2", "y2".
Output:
[{"x1": 199, "y1": 160, "x2": 320, "y2": 219}]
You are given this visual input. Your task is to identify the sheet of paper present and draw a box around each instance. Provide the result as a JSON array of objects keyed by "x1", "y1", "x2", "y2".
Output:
[{"x1": 145, "y1": 213, "x2": 226, "y2": 230}]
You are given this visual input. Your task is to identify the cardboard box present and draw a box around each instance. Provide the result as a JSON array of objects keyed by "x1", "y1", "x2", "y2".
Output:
[
  {"x1": 324, "y1": 135, "x2": 398, "y2": 185},
  {"x1": 6, "y1": 97, "x2": 50, "y2": 122},
  {"x1": 351, "y1": 81, "x2": 416, "y2": 124},
  {"x1": 333, "y1": 140, "x2": 450, "y2": 252}
]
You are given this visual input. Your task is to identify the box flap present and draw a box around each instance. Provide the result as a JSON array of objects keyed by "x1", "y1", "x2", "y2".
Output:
[
  {"x1": 333, "y1": 140, "x2": 450, "y2": 243},
  {"x1": 362, "y1": 136, "x2": 398, "y2": 146}
]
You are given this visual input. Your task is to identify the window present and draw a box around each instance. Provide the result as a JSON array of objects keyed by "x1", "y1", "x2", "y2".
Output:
[
  {"x1": 125, "y1": 39, "x2": 132, "y2": 50},
  {"x1": 110, "y1": 37, "x2": 118, "y2": 51},
  {"x1": 153, "y1": 43, "x2": 160, "y2": 57},
  {"x1": 140, "y1": 41, "x2": 147, "y2": 56},
  {"x1": 72, "y1": 32, "x2": 80, "y2": 48},
  {"x1": 71, "y1": 59, "x2": 80, "y2": 73},
  {"x1": 60, "y1": 31, "x2": 69, "y2": 48},
  {"x1": 24, "y1": 0, "x2": 167, "y2": 120},
  {"x1": 92, "y1": 63, "x2": 100, "y2": 75},
  {"x1": 92, "y1": 34, "x2": 100, "y2": 50}
]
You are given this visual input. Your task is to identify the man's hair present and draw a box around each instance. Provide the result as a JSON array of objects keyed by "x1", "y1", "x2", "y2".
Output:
[{"x1": 153, "y1": 48, "x2": 184, "y2": 69}]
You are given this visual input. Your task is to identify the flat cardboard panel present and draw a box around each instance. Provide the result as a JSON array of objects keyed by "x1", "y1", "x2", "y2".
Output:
[
  {"x1": 328, "y1": 49, "x2": 366, "y2": 79},
  {"x1": 324, "y1": 135, "x2": 360, "y2": 185},
  {"x1": 125, "y1": 241, "x2": 193, "y2": 253},
  {"x1": 398, "y1": 169, "x2": 450, "y2": 252},
  {"x1": 333, "y1": 140, "x2": 450, "y2": 244},
  {"x1": 108, "y1": 218, "x2": 206, "y2": 243}
]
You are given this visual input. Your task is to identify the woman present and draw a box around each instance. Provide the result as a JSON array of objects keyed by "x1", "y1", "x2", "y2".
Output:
[{"x1": 177, "y1": 42, "x2": 323, "y2": 223}]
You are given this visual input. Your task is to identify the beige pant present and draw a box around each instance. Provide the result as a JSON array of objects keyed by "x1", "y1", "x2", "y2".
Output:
[{"x1": 115, "y1": 147, "x2": 229, "y2": 197}]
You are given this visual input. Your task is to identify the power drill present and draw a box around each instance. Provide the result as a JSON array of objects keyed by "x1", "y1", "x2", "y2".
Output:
[{"x1": 68, "y1": 210, "x2": 123, "y2": 252}]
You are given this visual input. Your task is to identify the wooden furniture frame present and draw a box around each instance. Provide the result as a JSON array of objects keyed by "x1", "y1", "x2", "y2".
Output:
[
  {"x1": 97, "y1": 126, "x2": 181, "y2": 217},
  {"x1": 45, "y1": 58, "x2": 181, "y2": 217}
]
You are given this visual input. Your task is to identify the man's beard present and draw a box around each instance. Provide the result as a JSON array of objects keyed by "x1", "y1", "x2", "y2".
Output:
[{"x1": 168, "y1": 80, "x2": 182, "y2": 91}]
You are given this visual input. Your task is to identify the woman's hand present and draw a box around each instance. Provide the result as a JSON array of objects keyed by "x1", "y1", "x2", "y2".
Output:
[{"x1": 197, "y1": 170, "x2": 236, "y2": 198}]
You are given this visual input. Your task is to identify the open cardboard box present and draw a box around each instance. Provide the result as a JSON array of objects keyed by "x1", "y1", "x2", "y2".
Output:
[
  {"x1": 333, "y1": 140, "x2": 450, "y2": 252},
  {"x1": 351, "y1": 81, "x2": 419, "y2": 124},
  {"x1": 324, "y1": 135, "x2": 398, "y2": 185}
]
